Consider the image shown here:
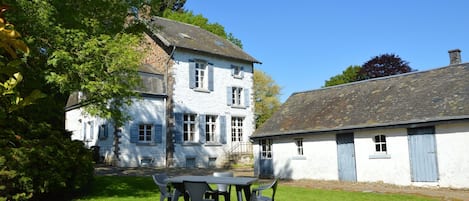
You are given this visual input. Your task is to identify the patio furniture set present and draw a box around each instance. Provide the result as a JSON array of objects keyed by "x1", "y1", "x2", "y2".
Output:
[{"x1": 152, "y1": 172, "x2": 278, "y2": 201}]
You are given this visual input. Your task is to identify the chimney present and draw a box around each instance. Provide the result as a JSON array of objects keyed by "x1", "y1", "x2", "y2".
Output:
[{"x1": 448, "y1": 49, "x2": 461, "y2": 65}]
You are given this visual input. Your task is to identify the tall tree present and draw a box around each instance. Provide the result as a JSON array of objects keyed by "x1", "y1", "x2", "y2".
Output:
[
  {"x1": 254, "y1": 70, "x2": 281, "y2": 128},
  {"x1": 0, "y1": 1, "x2": 188, "y2": 199},
  {"x1": 324, "y1": 65, "x2": 361, "y2": 87},
  {"x1": 359, "y1": 53, "x2": 414, "y2": 80}
]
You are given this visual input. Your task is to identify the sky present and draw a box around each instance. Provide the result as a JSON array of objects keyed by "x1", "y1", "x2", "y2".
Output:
[{"x1": 184, "y1": 1, "x2": 469, "y2": 102}]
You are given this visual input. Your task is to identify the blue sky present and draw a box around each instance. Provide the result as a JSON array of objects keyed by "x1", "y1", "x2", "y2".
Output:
[{"x1": 185, "y1": 1, "x2": 469, "y2": 102}]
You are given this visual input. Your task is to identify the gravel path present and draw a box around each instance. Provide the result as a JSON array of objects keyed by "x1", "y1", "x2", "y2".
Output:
[{"x1": 95, "y1": 165, "x2": 469, "y2": 201}]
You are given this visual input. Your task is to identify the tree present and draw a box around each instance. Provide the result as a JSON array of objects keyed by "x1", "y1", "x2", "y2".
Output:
[
  {"x1": 359, "y1": 53, "x2": 414, "y2": 80},
  {"x1": 0, "y1": 0, "x2": 190, "y2": 199},
  {"x1": 0, "y1": 9, "x2": 93, "y2": 200},
  {"x1": 254, "y1": 70, "x2": 281, "y2": 128},
  {"x1": 324, "y1": 65, "x2": 361, "y2": 87}
]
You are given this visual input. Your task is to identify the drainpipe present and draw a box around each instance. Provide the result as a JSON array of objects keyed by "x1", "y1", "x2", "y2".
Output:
[{"x1": 165, "y1": 45, "x2": 176, "y2": 167}]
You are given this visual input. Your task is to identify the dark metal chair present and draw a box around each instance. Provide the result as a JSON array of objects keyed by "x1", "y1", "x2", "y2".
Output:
[
  {"x1": 250, "y1": 179, "x2": 278, "y2": 201},
  {"x1": 183, "y1": 181, "x2": 219, "y2": 201},
  {"x1": 213, "y1": 172, "x2": 234, "y2": 201}
]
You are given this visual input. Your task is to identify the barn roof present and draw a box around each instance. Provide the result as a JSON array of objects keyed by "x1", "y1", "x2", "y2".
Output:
[
  {"x1": 253, "y1": 63, "x2": 469, "y2": 138},
  {"x1": 147, "y1": 17, "x2": 260, "y2": 64}
]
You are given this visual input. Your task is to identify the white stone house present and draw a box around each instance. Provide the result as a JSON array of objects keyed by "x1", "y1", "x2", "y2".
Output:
[
  {"x1": 251, "y1": 50, "x2": 469, "y2": 189},
  {"x1": 65, "y1": 17, "x2": 260, "y2": 168}
]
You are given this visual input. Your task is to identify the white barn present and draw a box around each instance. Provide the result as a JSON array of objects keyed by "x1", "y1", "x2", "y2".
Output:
[
  {"x1": 251, "y1": 50, "x2": 469, "y2": 189},
  {"x1": 66, "y1": 17, "x2": 260, "y2": 168}
]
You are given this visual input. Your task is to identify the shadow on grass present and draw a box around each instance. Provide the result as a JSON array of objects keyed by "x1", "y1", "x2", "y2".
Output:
[{"x1": 83, "y1": 176, "x2": 159, "y2": 198}]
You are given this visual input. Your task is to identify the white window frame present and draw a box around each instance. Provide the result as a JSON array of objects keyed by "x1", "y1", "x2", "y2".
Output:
[
  {"x1": 374, "y1": 135, "x2": 387, "y2": 153},
  {"x1": 184, "y1": 114, "x2": 197, "y2": 142},
  {"x1": 138, "y1": 124, "x2": 153, "y2": 142},
  {"x1": 195, "y1": 61, "x2": 208, "y2": 90},
  {"x1": 295, "y1": 138, "x2": 304, "y2": 155},
  {"x1": 231, "y1": 117, "x2": 243, "y2": 142},
  {"x1": 232, "y1": 87, "x2": 243, "y2": 106},
  {"x1": 261, "y1": 139, "x2": 273, "y2": 159},
  {"x1": 205, "y1": 115, "x2": 217, "y2": 143}
]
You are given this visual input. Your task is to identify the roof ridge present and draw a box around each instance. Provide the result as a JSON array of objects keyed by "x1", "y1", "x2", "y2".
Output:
[
  {"x1": 151, "y1": 16, "x2": 201, "y2": 29},
  {"x1": 292, "y1": 62, "x2": 469, "y2": 96}
]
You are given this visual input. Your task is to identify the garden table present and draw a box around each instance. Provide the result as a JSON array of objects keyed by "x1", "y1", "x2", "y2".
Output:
[{"x1": 167, "y1": 175, "x2": 257, "y2": 201}]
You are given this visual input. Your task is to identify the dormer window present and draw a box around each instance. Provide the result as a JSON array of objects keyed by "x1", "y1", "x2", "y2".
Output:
[{"x1": 231, "y1": 65, "x2": 244, "y2": 79}]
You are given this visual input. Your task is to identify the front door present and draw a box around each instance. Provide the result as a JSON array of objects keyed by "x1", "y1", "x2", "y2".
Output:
[
  {"x1": 408, "y1": 127, "x2": 439, "y2": 182},
  {"x1": 259, "y1": 139, "x2": 273, "y2": 178},
  {"x1": 336, "y1": 133, "x2": 357, "y2": 182}
]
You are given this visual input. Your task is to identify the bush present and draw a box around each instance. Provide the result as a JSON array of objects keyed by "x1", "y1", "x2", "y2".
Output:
[{"x1": 0, "y1": 123, "x2": 94, "y2": 201}]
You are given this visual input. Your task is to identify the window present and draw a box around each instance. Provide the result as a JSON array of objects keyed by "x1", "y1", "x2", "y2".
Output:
[
  {"x1": 295, "y1": 138, "x2": 304, "y2": 155},
  {"x1": 261, "y1": 139, "x2": 273, "y2": 159},
  {"x1": 208, "y1": 157, "x2": 217, "y2": 168},
  {"x1": 186, "y1": 157, "x2": 196, "y2": 168},
  {"x1": 139, "y1": 124, "x2": 152, "y2": 142},
  {"x1": 231, "y1": 117, "x2": 243, "y2": 142},
  {"x1": 195, "y1": 61, "x2": 208, "y2": 89},
  {"x1": 205, "y1": 115, "x2": 217, "y2": 143},
  {"x1": 184, "y1": 114, "x2": 197, "y2": 142},
  {"x1": 374, "y1": 135, "x2": 387, "y2": 153},
  {"x1": 232, "y1": 87, "x2": 243, "y2": 106},
  {"x1": 232, "y1": 65, "x2": 244, "y2": 78}
]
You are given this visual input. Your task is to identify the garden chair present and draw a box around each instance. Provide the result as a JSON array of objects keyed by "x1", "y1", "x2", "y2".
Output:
[
  {"x1": 152, "y1": 173, "x2": 174, "y2": 201},
  {"x1": 213, "y1": 171, "x2": 234, "y2": 201},
  {"x1": 183, "y1": 181, "x2": 219, "y2": 201},
  {"x1": 250, "y1": 179, "x2": 278, "y2": 201}
]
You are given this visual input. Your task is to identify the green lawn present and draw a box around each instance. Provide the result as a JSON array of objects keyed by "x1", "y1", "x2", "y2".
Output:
[{"x1": 72, "y1": 176, "x2": 437, "y2": 201}]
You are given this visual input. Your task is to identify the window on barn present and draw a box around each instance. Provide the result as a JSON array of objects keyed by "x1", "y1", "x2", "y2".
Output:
[
  {"x1": 295, "y1": 138, "x2": 304, "y2": 155},
  {"x1": 261, "y1": 139, "x2": 273, "y2": 159},
  {"x1": 374, "y1": 135, "x2": 387, "y2": 153}
]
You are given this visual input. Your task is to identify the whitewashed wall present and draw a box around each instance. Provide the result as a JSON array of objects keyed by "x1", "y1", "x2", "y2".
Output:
[
  {"x1": 117, "y1": 97, "x2": 166, "y2": 167},
  {"x1": 272, "y1": 134, "x2": 339, "y2": 180},
  {"x1": 66, "y1": 97, "x2": 166, "y2": 167},
  {"x1": 171, "y1": 50, "x2": 255, "y2": 168},
  {"x1": 253, "y1": 121, "x2": 469, "y2": 188},
  {"x1": 435, "y1": 122, "x2": 469, "y2": 188},
  {"x1": 354, "y1": 128, "x2": 412, "y2": 186}
]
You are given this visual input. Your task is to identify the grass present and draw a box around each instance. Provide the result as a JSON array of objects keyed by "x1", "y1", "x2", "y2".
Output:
[{"x1": 72, "y1": 176, "x2": 437, "y2": 201}]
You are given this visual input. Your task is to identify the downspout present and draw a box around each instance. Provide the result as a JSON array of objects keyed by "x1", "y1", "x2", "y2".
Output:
[{"x1": 165, "y1": 45, "x2": 176, "y2": 167}]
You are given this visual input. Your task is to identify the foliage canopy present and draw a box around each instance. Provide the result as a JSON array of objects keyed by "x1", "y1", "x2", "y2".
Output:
[
  {"x1": 254, "y1": 70, "x2": 281, "y2": 128},
  {"x1": 359, "y1": 53, "x2": 414, "y2": 80}
]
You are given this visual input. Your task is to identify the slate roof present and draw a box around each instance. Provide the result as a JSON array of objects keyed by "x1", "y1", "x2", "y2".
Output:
[
  {"x1": 253, "y1": 63, "x2": 469, "y2": 138},
  {"x1": 147, "y1": 17, "x2": 260, "y2": 64}
]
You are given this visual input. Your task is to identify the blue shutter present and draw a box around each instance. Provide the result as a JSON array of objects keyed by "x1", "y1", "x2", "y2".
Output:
[
  {"x1": 199, "y1": 114, "x2": 206, "y2": 143},
  {"x1": 208, "y1": 65, "x2": 214, "y2": 91},
  {"x1": 82, "y1": 121, "x2": 86, "y2": 141},
  {"x1": 154, "y1": 123, "x2": 163, "y2": 143},
  {"x1": 89, "y1": 121, "x2": 94, "y2": 140},
  {"x1": 244, "y1": 88, "x2": 250, "y2": 108},
  {"x1": 226, "y1": 87, "x2": 232, "y2": 106},
  {"x1": 189, "y1": 60, "x2": 196, "y2": 89},
  {"x1": 219, "y1": 116, "x2": 227, "y2": 144},
  {"x1": 174, "y1": 113, "x2": 183, "y2": 144},
  {"x1": 130, "y1": 123, "x2": 138, "y2": 143}
]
